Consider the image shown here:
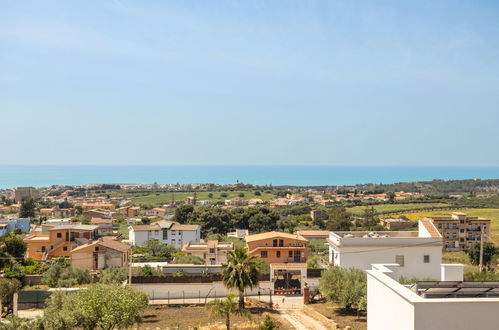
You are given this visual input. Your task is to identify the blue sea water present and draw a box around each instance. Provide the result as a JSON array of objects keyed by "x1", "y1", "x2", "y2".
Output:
[{"x1": 0, "y1": 165, "x2": 499, "y2": 189}]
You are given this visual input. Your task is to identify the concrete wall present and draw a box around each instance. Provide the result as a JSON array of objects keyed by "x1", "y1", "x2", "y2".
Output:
[
  {"x1": 131, "y1": 281, "x2": 273, "y2": 300},
  {"x1": 331, "y1": 245, "x2": 442, "y2": 280},
  {"x1": 367, "y1": 269, "x2": 415, "y2": 330},
  {"x1": 441, "y1": 264, "x2": 464, "y2": 281},
  {"x1": 367, "y1": 264, "x2": 499, "y2": 330}
]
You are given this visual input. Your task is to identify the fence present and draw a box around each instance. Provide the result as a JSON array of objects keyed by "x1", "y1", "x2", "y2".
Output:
[
  {"x1": 17, "y1": 290, "x2": 52, "y2": 309},
  {"x1": 131, "y1": 273, "x2": 270, "y2": 284}
]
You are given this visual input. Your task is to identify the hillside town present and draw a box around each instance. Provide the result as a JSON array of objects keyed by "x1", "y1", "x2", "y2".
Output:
[{"x1": 0, "y1": 184, "x2": 497, "y2": 329}]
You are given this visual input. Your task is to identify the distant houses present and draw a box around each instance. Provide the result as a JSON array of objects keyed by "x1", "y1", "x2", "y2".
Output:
[{"x1": 182, "y1": 240, "x2": 235, "y2": 265}]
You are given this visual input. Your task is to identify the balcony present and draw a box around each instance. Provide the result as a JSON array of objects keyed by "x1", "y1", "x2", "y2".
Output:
[{"x1": 284, "y1": 257, "x2": 306, "y2": 263}]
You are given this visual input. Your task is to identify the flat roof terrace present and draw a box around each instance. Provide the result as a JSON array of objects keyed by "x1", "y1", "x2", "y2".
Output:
[
  {"x1": 332, "y1": 231, "x2": 419, "y2": 238},
  {"x1": 328, "y1": 230, "x2": 441, "y2": 247}
]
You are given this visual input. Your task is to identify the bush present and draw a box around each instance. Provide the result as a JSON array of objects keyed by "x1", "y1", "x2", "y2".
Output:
[
  {"x1": 41, "y1": 284, "x2": 148, "y2": 330},
  {"x1": 43, "y1": 264, "x2": 92, "y2": 288},
  {"x1": 464, "y1": 270, "x2": 499, "y2": 281},
  {"x1": 260, "y1": 314, "x2": 279, "y2": 329},
  {"x1": 319, "y1": 267, "x2": 366, "y2": 312},
  {"x1": 0, "y1": 278, "x2": 21, "y2": 305},
  {"x1": 171, "y1": 255, "x2": 205, "y2": 265},
  {"x1": 100, "y1": 267, "x2": 129, "y2": 284},
  {"x1": 140, "y1": 265, "x2": 162, "y2": 276},
  {"x1": 60, "y1": 267, "x2": 92, "y2": 285},
  {"x1": 306, "y1": 255, "x2": 323, "y2": 269}
]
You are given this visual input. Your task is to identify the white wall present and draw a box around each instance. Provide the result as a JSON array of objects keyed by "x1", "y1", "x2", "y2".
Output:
[
  {"x1": 130, "y1": 228, "x2": 200, "y2": 248},
  {"x1": 331, "y1": 245, "x2": 442, "y2": 280},
  {"x1": 414, "y1": 301, "x2": 499, "y2": 330},
  {"x1": 131, "y1": 281, "x2": 273, "y2": 300},
  {"x1": 367, "y1": 271, "x2": 415, "y2": 330},
  {"x1": 367, "y1": 264, "x2": 499, "y2": 330}
]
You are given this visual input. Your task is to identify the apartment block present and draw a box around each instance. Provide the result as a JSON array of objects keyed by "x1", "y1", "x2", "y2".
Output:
[
  {"x1": 128, "y1": 220, "x2": 201, "y2": 249},
  {"x1": 426, "y1": 212, "x2": 491, "y2": 251},
  {"x1": 14, "y1": 187, "x2": 40, "y2": 202}
]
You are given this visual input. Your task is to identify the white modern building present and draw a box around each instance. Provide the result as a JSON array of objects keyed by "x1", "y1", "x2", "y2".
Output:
[
  {"x1": 128, "y1": 220, "x2": 201, "y2": 249},
  {"x1": 367, "y1": 263, "x2": 499, "y2": 330},
  {"x1": 327, "y1": 219, "x2": 442, "y2": 279}
]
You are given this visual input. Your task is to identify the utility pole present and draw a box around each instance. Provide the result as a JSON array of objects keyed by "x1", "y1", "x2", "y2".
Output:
[
  {"x1": 128, "y1": 248, "x2": 132, "y2": 284},
  {"x1": 479, "y1": 226, "x2": 484, "y2": 272}
]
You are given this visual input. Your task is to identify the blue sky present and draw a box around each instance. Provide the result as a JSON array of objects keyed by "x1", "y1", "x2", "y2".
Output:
[{"x1": 1, "y1": 0, "x2": 499, "y2": 166}]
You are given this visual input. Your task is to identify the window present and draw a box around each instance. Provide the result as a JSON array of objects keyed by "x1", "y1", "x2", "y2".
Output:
[
  {"x1": 460, "y1": 229, "x2": 464, "y2": 233},
  {"x1": 279, "y1": 239, "x2": 284, "y2": 247},
  {"x1": 395, "y1": 255, "x2": 404, "y2": 267},
  {"x1": 424, "y1": 255, "x2": 430, "y2": 263},
  {"x1": 272, "y1": 239, "x2": 278, "y2": 247},
  {"x1": 289, "y1": 251, "x2": 293, "y2": 258},
  {"x1": 276, "y1": 251, "x2": 281, "y2": 258},
  {"x1": 41, "y1": 246, "x2": 46, "y2": 252},
  {"x1": 261, "y1": 251, "x2": 268, "y2": 258},
  {"x1": 209, "y1": 248, "x2": 215, "y2": 254},
  {"x1": 63, "y1": 246, "x2": 68, "y2": 251},
  {"x1": 162, "y1": 230, "x2": 168, "y2": 240},
  {"x1": 57, "y1": 233, "x2": 62, "y2": 238},
  {"x1": 95, "y1": 247, "x2": 99, "y2": 251}
]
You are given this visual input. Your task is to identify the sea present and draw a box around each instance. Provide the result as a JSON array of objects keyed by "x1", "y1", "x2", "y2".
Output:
[{"x1": 1, "y1": 165, "x2": 499, "y2": 189}]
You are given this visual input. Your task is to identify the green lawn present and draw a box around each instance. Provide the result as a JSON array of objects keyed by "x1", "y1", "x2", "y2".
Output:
[
  {"x1": 347, "y1": 203, "x2": 449, "y2": 216},
  {"x1": 128, "y1": 190, "x2": 276, "y2": 206}
]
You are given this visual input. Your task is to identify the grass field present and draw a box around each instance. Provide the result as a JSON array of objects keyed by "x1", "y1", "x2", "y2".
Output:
[
  {"x1": 125, "y1": 190, "x2": 277, "y2": 206},
  {"x1": 394, "y1": 208, "x2": 499, "y2": 243},
  {"x1": 347, "y1": 203, "x2": 449, "y2": 216}
]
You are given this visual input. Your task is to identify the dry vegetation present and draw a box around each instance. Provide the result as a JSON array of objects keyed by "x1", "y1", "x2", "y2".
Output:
[
  {"x1": 308, "y1": 302, "x2": 366, "y2": 330},
  {"x1": 136, "y1": 305, "x2": 293, "y2": 329}
]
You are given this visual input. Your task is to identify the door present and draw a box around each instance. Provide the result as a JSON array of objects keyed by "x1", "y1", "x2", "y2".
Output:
[{"x1": 293, "y1": 250, "x2": 301, "y2": 262}]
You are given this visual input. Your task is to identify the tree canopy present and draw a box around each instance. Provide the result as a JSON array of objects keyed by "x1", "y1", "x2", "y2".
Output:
[{"x1": 222, "y1": 248, "x2": 260, "y2": 309}]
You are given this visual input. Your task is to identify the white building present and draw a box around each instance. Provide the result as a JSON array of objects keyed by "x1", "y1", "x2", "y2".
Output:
[
  {"x1": 327, "y1": 219, "x2": 442, "y2": 279},
  {"x1": 227, "y1": 229, "x2": 249, "y2": 239},
  {"x1": 367, "y1": 263, "x2": 499, "y2": 330},
  {"x1": 128, "y1": 220, "x2": 201, "y2": 249}
]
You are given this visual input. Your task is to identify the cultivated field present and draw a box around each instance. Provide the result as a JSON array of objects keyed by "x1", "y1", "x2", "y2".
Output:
[
  {"x1": 123, "y1": 190, "x2": 277, "y2": 206},
  {"x1": 347, "y1": 203, "x2": 449, "y2": 215}
]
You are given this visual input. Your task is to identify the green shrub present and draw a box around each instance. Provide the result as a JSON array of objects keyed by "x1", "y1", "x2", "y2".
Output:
[
  {"x1": 100, "y1": 267, "x2": 129, "y2": 284},
  {"x1": 319, "y1": 266, "x2": 366, "y2": 312}
]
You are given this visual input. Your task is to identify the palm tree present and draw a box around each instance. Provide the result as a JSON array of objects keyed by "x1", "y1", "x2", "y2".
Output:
[
  {"x1": 207, "y1": 294, "x2": 250, "y2": 330},
  {"x1": 222, "y1": 247, "x2": 260, "y2": 309}
]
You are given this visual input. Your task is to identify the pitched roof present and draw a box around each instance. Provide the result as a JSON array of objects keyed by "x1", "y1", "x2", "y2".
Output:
[
  {"x1": 171, "y1": 224, "x2": 200, "y2": 231},
  {"x1": 48, "y1": 224, "x2": 98, "y2": 231},
  {"x1": 296, "y1": 230, "x2": 330, "y2": 236},
  {"x1": 245, "y1": 231, "x2": 308, "y2": 243},
  {"x1": 130, "y1": 224, "x2": 161, "y2": 231},
  {"x1": 100, "y1": 239, "x2": 130, "y2": 252},
  {"x1": 71, "y1": 239, "x2": 130, "y2": 253},
  {"x1": 90, "y1": 218, "x2": 113, "y2": 224}
]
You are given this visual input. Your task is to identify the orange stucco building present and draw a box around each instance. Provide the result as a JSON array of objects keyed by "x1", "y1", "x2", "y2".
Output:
[
  {"x1": 24, "y1": 224, "x2": 98, "y2": 261},
  {"x1": 245, "y1": 231, "x2": 309, "y2": 264}
]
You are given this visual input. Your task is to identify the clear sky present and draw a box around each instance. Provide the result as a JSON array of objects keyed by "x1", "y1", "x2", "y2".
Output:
[{"x1": 1, "y1": 0, "x2": 499, "y2": 166}]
